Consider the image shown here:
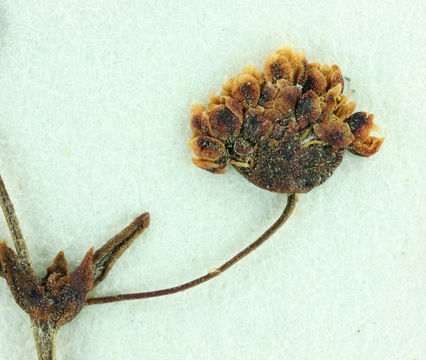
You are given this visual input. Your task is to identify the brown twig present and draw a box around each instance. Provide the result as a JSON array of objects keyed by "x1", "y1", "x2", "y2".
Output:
[
  {"x1": 87, "y1": 193, "x2": 297, "y2": 305},
  {"x1": 0, "y1": 173, "x2": 31, "y2": 267}
]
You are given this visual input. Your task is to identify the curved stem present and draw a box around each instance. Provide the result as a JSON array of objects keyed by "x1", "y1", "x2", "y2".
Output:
[
  {"x1": 87, "y1": 193, "x2": 297, "y2": 305},
  {"x1": 0, "y1": 173, "x2": 31, "y2": 267}
]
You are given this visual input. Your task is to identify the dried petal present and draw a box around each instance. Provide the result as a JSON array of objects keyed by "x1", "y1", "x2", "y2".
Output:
[
  {"x1": 295, "y1": 90, "x2": 321, "y2": 129},
  {"x1": 294, "y1": 59, "x2": 308, "y2": 85},
  {"x1": 190, "y1": 136, "x2": 228, "y2": 174},
  {"x1": 243, "y1": 108, "x2": 272, "y2": 143},
  {"x1": 92, "y1": 213, "x2": 150, "y2": 287},
  {"x1": 264, "y1": 53, "x2": 292, "y2": 82},
  {"x1": 319, "y1": 84, "x2": 342, "y2": 122},
  {"x1": 190, "y1": 103, "x2": 209, "y2": 136},
  {"x1": 224, "y1": 96, "x2": 244, "y2": 120},
  {"x1": 349, "y1": 136, "x2": 384, "y2": 157},
  {"x1": 190, "y1": 136, "x2": 227, "y2": 161},
  {"x1": 319, "y1": 64, "x2": 332, "y2": 81},
  {"x1": 264, "y1": 46, "x2": 306, "y2": 84},
  {"x1": 273, "y1": 86, "x2": 302, "y2": 115},
  {"x1": 192, "y1": 159, "x2": 227, "y2": 174},
  {"x1": 303, "y1": 66, "x2": 327, "y2": 95},
  {"x1": 233, "y1": 137, "x2": 253, "y2": 162},
  {"x1": 276, "y1": 46, "x2": 307, "y2": 84},
  {"x1": 262, "y1": 108, "x2": 292, "y2": 139},
  {"x1": 241, "y1": 64, "x2": 265, "y2": 86},
  {"x1": 344, "y1": 111, "x2": 375, "y2": 142},
  {"x1": 208, "y1": 105, "x2": 240, "y2": 141},
  {"x1": 313, "y1": 120, "x2": 355, "y2": 147},
  {"x1": 336, "y1": 101, "x2": 356, "y2": 120},
  {"x1": 330, "y1": 65, "x2": 344, "y2": 91},
  {"x1": 222, "y1": 78, "x2": 234, "y2": 96},
  {"x1": 231, "y1": 74, "x2": 260, "y2": 107},
  {"x1": 257, "y1": 81, "x2": 278, "y2": 108},
  {"x1": 208, "y1": 97, "x2": 243, "y2": 142},
  {"x1": 263, "y1": 108, "x2": 285, "y2": 124}
]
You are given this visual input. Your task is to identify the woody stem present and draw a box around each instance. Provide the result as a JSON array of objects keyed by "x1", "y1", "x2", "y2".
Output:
[
  {"x1": 0, "y1": 173, "x2": 31, "y2": 267},
  {"x1": 32, "y1": 322, "x2": 57, "y2": 360},
  {"x1": 87, "y1": 193, "x2": 297, "y2": 305}
]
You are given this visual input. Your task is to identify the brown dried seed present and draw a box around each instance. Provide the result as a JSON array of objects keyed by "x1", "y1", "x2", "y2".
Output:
[{"x1": 295, "y1": 90, "x2": 321, "y2": 129}]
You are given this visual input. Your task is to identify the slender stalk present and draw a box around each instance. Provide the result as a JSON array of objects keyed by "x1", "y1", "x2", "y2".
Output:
[
  {"x1": 32, "y1": 322, "x2": 57, "y2": 360},
  {"x1": 87, "y1": 193, "x2": 297, "y2": 305},
  {"x1": 0, "y1": 173, "x2": 31, "y2": 266}
]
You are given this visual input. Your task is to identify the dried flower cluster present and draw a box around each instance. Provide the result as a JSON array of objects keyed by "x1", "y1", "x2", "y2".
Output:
[{"x1": 190, "y1": 46, "x2": 384, "y2": 193}]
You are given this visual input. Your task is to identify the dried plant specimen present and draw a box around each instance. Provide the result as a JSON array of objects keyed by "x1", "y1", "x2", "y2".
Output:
[
  {"x1": 90, "y1": 47, "x2": 384, "y2": 309},
  {"x1": 1, "y1": 46, "x2": 384, "y2": 360},
  {"x1": 189, "y1": 46, "x2": 384, "y2": 193}
]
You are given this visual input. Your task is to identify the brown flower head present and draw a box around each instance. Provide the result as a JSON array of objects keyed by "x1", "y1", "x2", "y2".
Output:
[{"x1": 190, "y1": 46, "x2": 384, "y2": 193}]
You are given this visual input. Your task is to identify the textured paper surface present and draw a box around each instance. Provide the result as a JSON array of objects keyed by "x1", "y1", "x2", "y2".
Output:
[{"x1": 0, "y1": 1, "x2": 425, "y2": 359}]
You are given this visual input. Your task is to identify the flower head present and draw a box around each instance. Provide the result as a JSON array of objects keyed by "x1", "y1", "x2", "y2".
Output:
[{"x1": 190, "y1": 46, "x2": 384, "y2": 193}]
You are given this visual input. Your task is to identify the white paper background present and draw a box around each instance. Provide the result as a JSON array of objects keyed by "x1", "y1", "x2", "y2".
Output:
[{"x1": 0, "y1": 1, "x2": 425, "y2": 359}]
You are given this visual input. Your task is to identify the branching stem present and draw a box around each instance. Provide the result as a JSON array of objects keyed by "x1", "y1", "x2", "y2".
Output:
[{"x1": 87, "y1": 193, "x2": 297, "y2": 305}]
